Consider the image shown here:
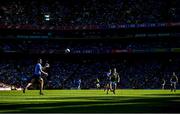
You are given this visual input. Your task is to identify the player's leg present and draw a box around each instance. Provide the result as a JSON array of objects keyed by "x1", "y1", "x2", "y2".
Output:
[
  {"x1": 112, "y1": 82, "x2": 116, "y2": 94},
  {"x1": 163, "y1": 84, "x2": 165, "y2": 89},
  {"x1": 111, "y1": 82, "x2": 114, "y2": 93},
  {"x1": 104, "y1": 84, "x2": 106, "y2": 91},
  {"x1": 171, "y1": 83, "x2": 173, "y2": 92},
  {"x1": 113, "y1": 83, "x2": 117, "y2": 94},
  {"x1": 104, "y1": 82, "x2": 107, "y2": 91},
  {"x1": 23, "y1": 78, "x2": 35, "y2": 93},
  {"x1": 106, "y1": 84, "x2": 109, "y2": 94},
  {"x1": 106, "y1": 83, "x2": 110, "y2": 94},
  {"x1": 78, "y1": 83, "x2": 81, "y2": 89},
  {"x1": 174, "y1": 82, "x2": 176, "y2": 92},
  {"x1": 38, "y1": 77, "x2": 44, "y2": 95},
  {"x1": 162, "y1": 84, "x2": 164, "y2": 90},
  {"x1": 109, "y1": 82, "x2": 113, "y2": 92},
  {"x1": 104, "y1": 82, "x2": 108, "y2": 91}
]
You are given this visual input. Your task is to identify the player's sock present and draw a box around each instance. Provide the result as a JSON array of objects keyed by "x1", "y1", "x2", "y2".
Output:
[
  {"x1": 106, "y1": 89, "x2": 109, "y2": 94},
  {"x1": 23, "y1": 88, "x2": 25, "y2": 93},
  {"x1": 40, "y1": 92, "x2": 44, "y2": 95},
  {"x1": 113, "y1": 90, "x2": 115, "y2": 94}
]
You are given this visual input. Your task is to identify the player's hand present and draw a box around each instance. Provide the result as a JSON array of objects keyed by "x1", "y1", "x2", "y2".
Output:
[
  {"x1": 44, "y1": 73, "x2": 48, "y2": 76},
  {"x1": 45, "y1": 63, "x2": 50, "y2": 68}
]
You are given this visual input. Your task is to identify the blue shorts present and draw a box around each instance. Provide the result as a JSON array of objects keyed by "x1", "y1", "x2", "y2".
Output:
[{"x1": 31, "y1": 74, "x2": 41, "y2": 81}]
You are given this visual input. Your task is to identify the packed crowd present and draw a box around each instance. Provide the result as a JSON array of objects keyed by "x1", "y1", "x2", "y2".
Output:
[
  {"x1": 0, "y1": 0, "x2": 179, "y2": 26},
  {"x1": 0, "y1": 56, "x2": 179, "y2": 89},
  {"x1": 0, "y1": 39, "x2": 180, "y2": 54}
]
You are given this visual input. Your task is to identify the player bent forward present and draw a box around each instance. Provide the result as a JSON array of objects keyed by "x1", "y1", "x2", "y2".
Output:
[{"x1": 23, "y1": 59, "x2": 48, "y2": 95}]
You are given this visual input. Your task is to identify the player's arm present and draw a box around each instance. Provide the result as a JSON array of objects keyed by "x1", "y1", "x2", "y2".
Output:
[
  {"x1": 117, "y1": 74, "x2": 120, "y2": 83},
  {"x1": 170, "y1": 77, "x2": 172, "y2": 83},
  {"x1": 41, "y1": 70, "x2": 48, "y2": 76},
  {"x1": 176, "y1": 76, "x2": 178, "y2": 83},
  {"x1": 40, "y1": 66, "x2": 48, "y2": 76},
  {"x1": 110, "y1": 75, "x2": 112, "y2": 80}
]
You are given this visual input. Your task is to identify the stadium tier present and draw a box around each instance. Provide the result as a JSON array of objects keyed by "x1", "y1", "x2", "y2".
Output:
[{"x1": 0, "y1": 0, "x2": 180, "y2": 25}]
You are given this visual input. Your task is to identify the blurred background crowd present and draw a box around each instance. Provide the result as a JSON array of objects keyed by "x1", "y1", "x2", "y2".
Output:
[
  {"x1": 0, "y1": 0, "x2": 179, "y2": 26},
  {"x1": 0, "y1": 55, "x2": 179, "y2": 89}
]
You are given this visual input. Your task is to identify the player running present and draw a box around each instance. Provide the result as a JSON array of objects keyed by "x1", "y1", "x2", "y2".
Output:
[
  {"x1": 170, "y1": 72, "x2": 178, "y2": 92},
  {"x1": 104, "y1": 69, "x2": 112, "y2": 94},
  {"x1": 23, "y1": 58, "x2": 48, "y2": 95},
  {"x1": 110, "y1": 68, "x2": 120, "y2": 94}
]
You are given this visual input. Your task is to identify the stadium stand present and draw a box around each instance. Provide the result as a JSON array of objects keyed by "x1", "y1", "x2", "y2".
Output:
[
  {"x1": 0, "y1": 0, "x2": 180, "y2": 90},
  {"x1": 0, "y1": 0, "x2": 179, "y2": 26}
]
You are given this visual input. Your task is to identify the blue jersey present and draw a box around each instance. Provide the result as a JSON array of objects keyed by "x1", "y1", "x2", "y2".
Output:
[
  {"x1": 34, "y1": 63, "x2": 42, "y2": 76},
  {"x1": 107, "y1": 72, "x2": 111, "y2": 77},
  {"x1": 106, "y1": 72, "x2": 111, "y2": 82},
  {"x1": 77, "y1": 79, "x2": 81, "y2": 85}
]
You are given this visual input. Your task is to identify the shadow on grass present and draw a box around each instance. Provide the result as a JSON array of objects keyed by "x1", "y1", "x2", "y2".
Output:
[
  {"x1": 144, "y1": 93, "x2": 180, "y2": 96},
  {"x1": 0, "y1": 95, "x2": 180, "y2": 113}
]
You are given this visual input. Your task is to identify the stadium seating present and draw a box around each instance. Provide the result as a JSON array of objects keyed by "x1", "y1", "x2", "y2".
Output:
[{"x1": 0, "y1": 0, "x2": 179, "y2": 26}]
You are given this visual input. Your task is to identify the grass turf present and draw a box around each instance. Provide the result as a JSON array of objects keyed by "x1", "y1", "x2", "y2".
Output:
[{"x1": 0, "y1": 89, "x2": 180, "y2": 113}]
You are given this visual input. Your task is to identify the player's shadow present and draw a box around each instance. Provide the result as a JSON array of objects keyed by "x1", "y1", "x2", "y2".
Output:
[{"x1": 1, "y1": 95, "x2": 180, "y2": 113}]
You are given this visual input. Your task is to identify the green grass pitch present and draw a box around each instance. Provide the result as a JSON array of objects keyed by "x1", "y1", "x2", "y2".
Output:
[{"x1": 0, "y1": 89, "x2": 180, "y2": 113}]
